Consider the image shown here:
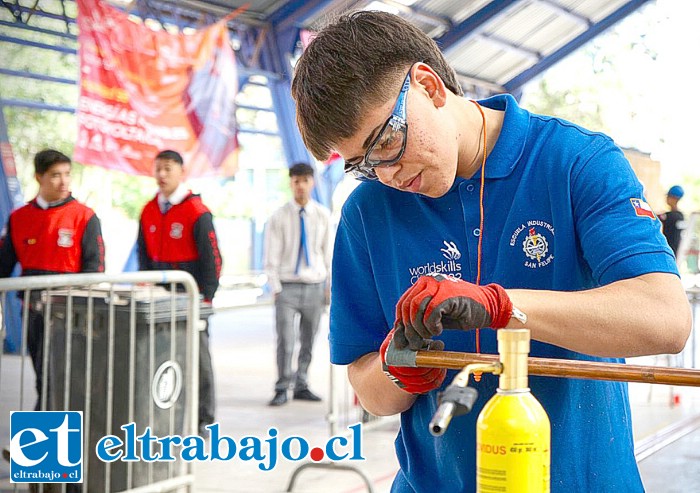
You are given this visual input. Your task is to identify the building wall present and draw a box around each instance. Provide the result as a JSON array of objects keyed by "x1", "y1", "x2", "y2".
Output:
[{"x1": 624, "y1": 148, "x2": 665, "y2": 214}]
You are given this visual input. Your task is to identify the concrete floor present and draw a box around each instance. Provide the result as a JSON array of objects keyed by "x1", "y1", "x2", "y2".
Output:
[{"x1": 1, "y1": 303, "x2": 699, "y2": 492}]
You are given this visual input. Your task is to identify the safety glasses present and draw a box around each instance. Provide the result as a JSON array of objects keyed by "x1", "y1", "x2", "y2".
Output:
[{"x1": 344, "y1": 68, "x2": 411, "y2": 180}]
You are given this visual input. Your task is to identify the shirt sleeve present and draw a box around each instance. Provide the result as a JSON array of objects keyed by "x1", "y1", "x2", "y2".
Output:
[
  {"x1": 136, "y1": 217, "x2": 152, "y2": 271},
  {"x1": 0, "y1": 219, "x2": 18, "y2": 277},
  {"x1": 571, "y1": 139, "x2": 677, "y2": 285},
  {"x1": 193, "y1": 212, "x2": 222, "y2": 302},
  {"x1": 329, "y1": 206, "x2": 391, "y2": 365},
  {"x1": 81, "y1": 214, "x2": 105, "y2": 273},
  {"x1": 263, "y1": 212, "x2": 283, "y2": 295}
]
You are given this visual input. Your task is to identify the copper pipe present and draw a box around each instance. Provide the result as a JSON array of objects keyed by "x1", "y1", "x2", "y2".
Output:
[{"x1": 415, "y1": 350, "x2": 700, "y2": 387}]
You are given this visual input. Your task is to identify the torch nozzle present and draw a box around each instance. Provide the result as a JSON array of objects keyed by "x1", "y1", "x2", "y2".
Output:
[
  {"x1": 429, "y1": 362, "x2": 502, "y2": 437},
  {"x1": 430, "y1": 402, "x2": 456, "y2": 436}
]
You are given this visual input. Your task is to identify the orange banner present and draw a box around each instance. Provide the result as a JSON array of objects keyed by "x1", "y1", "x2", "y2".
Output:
[{"x1": 75, "y1": 0, "x2": 238, "y2": 177}]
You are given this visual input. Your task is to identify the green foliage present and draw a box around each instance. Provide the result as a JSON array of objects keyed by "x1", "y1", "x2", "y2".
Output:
[
  {"x1": 106, "y1": 171, "x2": 154, "y2": 220},
  {"x1": 521, "y1": 77, "x2": 606, "y2": 133},
  {"x1": 521, "y1": 3, "x2": 699, "y2": 213},
  {"x1": 1, "y1": 0, "x2": 79, "y2": 199},
  {"x1": 521, "y1": 4, "x2": 665, "y2": 153}
]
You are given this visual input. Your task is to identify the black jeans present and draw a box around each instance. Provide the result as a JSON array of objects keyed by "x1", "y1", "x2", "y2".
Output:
[
  {"x1": 199, "y1": 324, "x2": 216, "y2": 427},
  {"x1": 27, "y1": 307, "x2": 45, "y2": 410}
]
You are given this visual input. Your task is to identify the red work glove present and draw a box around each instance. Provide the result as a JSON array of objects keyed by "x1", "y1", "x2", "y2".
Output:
[
  {"x1": 379, "y1": 327, "x2": 446, "y2": 394},
  {"x1": 395, "y1": 274, "x2": 512, "y2": 351}
]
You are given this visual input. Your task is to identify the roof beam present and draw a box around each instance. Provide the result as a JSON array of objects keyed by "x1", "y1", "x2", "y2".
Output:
[
  {"x1": 435, "y1": 0, "x2": 521, "y2": 52},
  {"x1": 503, "y1": 0, "x2": 652, "y2": 92},
  {"x1": 0, "y1": 18, "x2": 77, "y2": 39},
  {"x1": 8, "y1": 3, "x2": 77, "y2": 26},
  {"x1": 477, "y1": 32, "x2": 539, "y2": 63},
  {"x1": 535, "y1": 0, "x2": 590, "y2": 27},
  {"x1": 267, "y1": 0, "x2": 336, "y2": 30},
  {"x1": 0, "y1": 99, "x2": 75, "y2": 113},
  {"x1": 1, "y1": 0, "x2": 24, "y2": 23},
  {"x1": 0, "y1": 33, "x2": 77, "y2": 54},
  {"x1": 456, "y1": 72, "x2": 505, "y2": 94},
  {"x1": 0, "y1": 67, "x2": 76, "y2": 85}
]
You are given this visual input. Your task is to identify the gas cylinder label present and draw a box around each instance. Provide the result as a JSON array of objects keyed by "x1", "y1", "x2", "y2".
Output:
[{"x1": 476, "y1": 394, "x2": 551, "y2": 492}]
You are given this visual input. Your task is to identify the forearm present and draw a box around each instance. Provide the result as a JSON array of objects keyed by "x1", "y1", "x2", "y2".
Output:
[
  {"x1": 194, "y1": 214, "x2": 221, "y2": 301},
  {"x1": 347, "y1": 352, "x2": 417, "y2": 416},
  {"x1": 507, "y1": 273, "x2": 691, "y2": 358},
  {"x1": 81, "y1": 216, "x2": 105, "y2": 273},
  {"x1": 137, "y1": 226, "x2": 152, "y2": 270},
  {"x1": 0, "y1": 241, "x2": 17, "y2": 278}
]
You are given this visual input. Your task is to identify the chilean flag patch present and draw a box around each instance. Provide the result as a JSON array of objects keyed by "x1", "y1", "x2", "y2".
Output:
[{"x1": 630, "y1": 198, "x2": 656, "y2": 219}]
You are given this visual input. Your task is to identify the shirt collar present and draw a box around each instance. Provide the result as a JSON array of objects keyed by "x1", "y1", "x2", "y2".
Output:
[
  {"x1": 475, "y1": 93, "x2": 529, "y2": 179},
  {"x1": 36, "y1": 194, "x2": 72, "y2": 209},
  {"x1": 158, "y1": 183, "x2": 190, "y2": 207},
  {"x1": 291, "y1": 199, "x2": 312, "y2": 212}
]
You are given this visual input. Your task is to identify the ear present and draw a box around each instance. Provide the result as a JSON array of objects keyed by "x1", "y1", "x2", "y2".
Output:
[
  {"x1": 412, "y1": 63, "x2": 448, "y2": 108},
  {"x1": 35, "y1": 173, "x2": 42, "y2": 184}
]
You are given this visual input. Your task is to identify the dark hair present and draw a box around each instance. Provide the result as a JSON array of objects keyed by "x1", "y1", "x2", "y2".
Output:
[
  {"x1": 155, "y1": 149, "x2": 184, "y2": 165},
  {"x1": 292, "y1": 11, "x2": 462, "y2": 161},
  {"x1": 289, "y1": 162, "x2": 315, "y2": 177},
  {"x1": 34, "y1": 149, "x2": 71, "y2": 175}
]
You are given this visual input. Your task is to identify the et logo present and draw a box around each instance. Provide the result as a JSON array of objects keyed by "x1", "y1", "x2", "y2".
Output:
[{"x1": 10, "y1": 411, "x2": 83, "y2": 483}]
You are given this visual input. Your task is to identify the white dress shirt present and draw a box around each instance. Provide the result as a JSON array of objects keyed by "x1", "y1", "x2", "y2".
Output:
[
  {"x1": 264, "y1": 199, "x2": 332, "y2": 294},
  {"x1": 157, "y1": 183, "x2": 190, "y2": 213}
]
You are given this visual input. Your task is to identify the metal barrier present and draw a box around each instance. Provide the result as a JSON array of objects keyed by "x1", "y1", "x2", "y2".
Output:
[
  {"x1": 286, "y1": 359, "x2": 399, "y2": 493},
  {"x1": 0, "y1": 271, "x2": 201, "y2": 493},
  {"x1": 682, "y1": 286, "x2": 700, "y2": 369}
]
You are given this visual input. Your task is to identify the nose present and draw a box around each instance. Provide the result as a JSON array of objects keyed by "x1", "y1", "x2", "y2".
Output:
[{"x1": 373, "y1": 162, "x2": 402, "y2": 185}]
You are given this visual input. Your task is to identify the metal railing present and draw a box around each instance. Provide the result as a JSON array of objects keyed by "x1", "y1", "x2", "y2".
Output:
[
  {"x1": 0, "y1": 271, "x2": 200, "y2": 493},
  {"x1": 285, "y1": 357, "x2": 399, "y2": 493}
]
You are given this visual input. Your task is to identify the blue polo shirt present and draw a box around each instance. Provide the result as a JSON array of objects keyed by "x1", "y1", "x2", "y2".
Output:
[{"x1": 330, "y1": 94, "x2": 677, "y2": 493}]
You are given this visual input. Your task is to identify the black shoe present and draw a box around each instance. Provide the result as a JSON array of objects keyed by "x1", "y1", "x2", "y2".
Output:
[
  {"x1": 293, "y1": 389, "x2": 322, "y2": 402},
  {"x1": 2, "y1": 447, "x2": 9, "y2": 463},
  {"x1": 269, "y1": 391, "x2": 288, "y2": 406}
]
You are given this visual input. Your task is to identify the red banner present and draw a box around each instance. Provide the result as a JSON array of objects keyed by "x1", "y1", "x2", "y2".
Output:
[{"x1": 75, "y1": 0, "x2": 238, "y2": 177}]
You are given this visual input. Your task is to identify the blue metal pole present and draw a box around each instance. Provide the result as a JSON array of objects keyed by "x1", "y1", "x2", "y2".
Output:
[{"x1": 0, "y1": 104, "x2": 25, "y2": 353}]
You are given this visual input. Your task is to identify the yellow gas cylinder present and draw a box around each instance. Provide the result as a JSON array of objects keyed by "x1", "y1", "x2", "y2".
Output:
[{"x1": 476, "y1": 329, "x2": 550, "y2": 492}]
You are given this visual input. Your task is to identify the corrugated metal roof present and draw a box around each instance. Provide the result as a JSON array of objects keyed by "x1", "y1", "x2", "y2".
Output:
[
  {"x1": 106, "y1": 0, "x2": 652, "y2": 94},
  {"x1": 295, "y1": 0, "x2": 652, "y2": 94}
]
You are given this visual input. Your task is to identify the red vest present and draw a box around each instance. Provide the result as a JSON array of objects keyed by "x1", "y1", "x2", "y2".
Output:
[
  {"x1": 140, "y1": 194, "x2": 209, "y2": 263},
  {"x1": 10, "y1": 199, "x2": 96, "y2": 273}
]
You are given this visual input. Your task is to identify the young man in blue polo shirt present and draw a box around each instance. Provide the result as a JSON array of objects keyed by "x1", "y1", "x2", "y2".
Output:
[{"x1": 291, "y1": 11, "x2": 692, "y2": 493}]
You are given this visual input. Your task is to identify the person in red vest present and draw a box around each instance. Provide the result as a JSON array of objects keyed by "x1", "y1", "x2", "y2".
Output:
[
  {"x1": 0, "y1": 148, "x2": 105, "y2": 408},
  {"x1": 137, "y1": 149, "x2": 222, "y2": 434}
]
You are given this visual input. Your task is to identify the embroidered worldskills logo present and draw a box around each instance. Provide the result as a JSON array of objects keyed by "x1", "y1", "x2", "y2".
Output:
[
  {"x1": 440, "y1": 240, "x2": 461, "y2": 260},
  {"x1": 57, "y1": 228, "x2": 74, "y2": 248},
  {"x1": 509, "y1": 220, "x2": 555, "y2": 269},
  {"x1": 169, "y1": 223, "x2": 184, "y2": 239},
  {"x1": 408, "y1": 240, "x2": 463, "y2": 283}
]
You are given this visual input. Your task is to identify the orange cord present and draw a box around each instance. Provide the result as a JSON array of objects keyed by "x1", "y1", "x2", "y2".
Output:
[{"x1": 470, "y1": 100, "x2": 487, "y2": 378}]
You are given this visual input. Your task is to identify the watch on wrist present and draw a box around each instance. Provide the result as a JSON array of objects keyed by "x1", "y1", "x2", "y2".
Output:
[{"x1": 511, "y1": 306, "x2": 528, "y2": 325}]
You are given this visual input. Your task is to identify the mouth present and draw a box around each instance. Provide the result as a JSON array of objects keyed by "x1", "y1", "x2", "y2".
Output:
[{"x1": 398, "y1": 173, "x2": 422, "y2": 193}]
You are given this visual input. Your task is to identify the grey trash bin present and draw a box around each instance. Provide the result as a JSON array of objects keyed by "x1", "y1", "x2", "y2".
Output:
[{"x1": 46, "y1": 287, "x2": 210, "y2": 492}]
